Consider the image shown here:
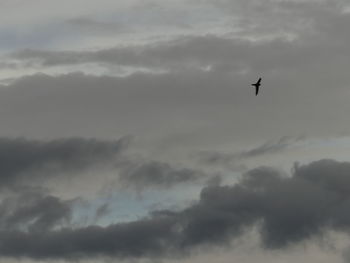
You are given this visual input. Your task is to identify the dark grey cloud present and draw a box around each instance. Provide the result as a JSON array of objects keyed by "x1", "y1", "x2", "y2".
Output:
[
  {"x1": 1, "y1": 159, "x2": 350, "y2": 260},
  {"x1": 0, "y1": 136, "x2": 130, "y2": 188},
  {"x1": 0, "y1": 135, "x2": 209, "y2": 192},
  {"x1": 0, "y1": 189, "x2": 74, "y2": 233},
  {"x1": 119, "y1": 160, "x2": 205, "y2": 190},
  {"x1": 94, "y1": 203, "x2": 110, "y2": 221}
]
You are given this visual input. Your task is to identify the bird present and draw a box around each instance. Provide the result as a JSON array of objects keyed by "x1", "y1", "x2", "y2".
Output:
[{"x1": 251, "y1": 78, "x2": 262, "y2": 96}]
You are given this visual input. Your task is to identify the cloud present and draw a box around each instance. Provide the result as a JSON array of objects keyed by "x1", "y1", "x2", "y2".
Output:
[
  {"x1": 2, "y1": 1, "x2": 350, "y2": 262},
  {"x1": 239, "y1": 136, "x2": 303, "y2": 158},
  {"x1": 94, "y1": 203, "x2": 111, "y2": 221},
  {"x1": 1, "y1": 159, "x2": 350, "y2": 260},
  {"x1": 0, "y1": 61, "x2": 347, "y2": 144},
  {"x1": 8, "y1": 0, "x2": 350, "y2": 75},
  {"x1": 0, "y1": 135, "x2": 210, "y2": 193},
  {"x1": 0, "y1": 136, "x2": 130, "y2": 188},
  {"x1": 118, "y1": 160, "x2": 205, "y2": 190},
  {"x1": 8, "y1": 34, "x2": 322, "y2": 73},
  {"x1": 65, "y1": 17, "x2": 128, "y2": 35},
  {"x1": 2, "y1": 2, "x2": 350, "y2": 142},
  {"x1": 206, "y1": 0, "x2": 349, "y2": 39},
  {"x1": 197, "y1": 136, "x2": 303, "y2": 168},
  {"x1": 0, "y1": 189, "x2": 74, "y2": 233}
]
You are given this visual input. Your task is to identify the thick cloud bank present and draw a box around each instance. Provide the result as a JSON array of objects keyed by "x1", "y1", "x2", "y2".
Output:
[
  {"x1": 1, "y1": 159, "x2": 350, "y2": 260},
  {"x1": 0, "y1": 136, "x2": 206, "y2": 192},
  {"x1": 0, "y1": 137, "x2": 130, "y2": 188}
]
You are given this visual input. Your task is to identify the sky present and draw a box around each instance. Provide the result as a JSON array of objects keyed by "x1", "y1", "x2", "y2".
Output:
[{"x1": 0, "y1": 0, "x2": 350, "y2": 262}]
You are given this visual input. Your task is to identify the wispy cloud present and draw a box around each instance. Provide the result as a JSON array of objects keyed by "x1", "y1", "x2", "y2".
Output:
[{"x1": 196, "y1": 136, "x2": 304, "y2": 168}]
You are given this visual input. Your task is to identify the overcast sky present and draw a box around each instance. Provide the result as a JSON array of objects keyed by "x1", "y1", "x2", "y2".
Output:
[{"x1": 0, "y1": 0, "x2": 350, "y2": 262}]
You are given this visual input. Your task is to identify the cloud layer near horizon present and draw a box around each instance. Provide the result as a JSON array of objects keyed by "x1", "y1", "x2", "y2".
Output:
[{"x1": 0, "y1": 159, "x2": 350, "y2": 261}]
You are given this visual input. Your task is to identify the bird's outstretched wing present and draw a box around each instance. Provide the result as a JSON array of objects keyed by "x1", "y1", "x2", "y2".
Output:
[{"x1": 257, "y1": 78, "x2": 262, "y2": 85}]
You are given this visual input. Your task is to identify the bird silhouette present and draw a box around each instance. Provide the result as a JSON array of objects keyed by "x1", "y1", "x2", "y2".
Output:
[{"x1": 251, "y1": 78, "x2": 262, "y2": 96}]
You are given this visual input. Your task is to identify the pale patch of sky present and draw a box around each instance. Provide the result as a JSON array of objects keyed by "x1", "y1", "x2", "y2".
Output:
[
  {"x1": 71, "y1": 183, "x2": 203, "y2": 227},
  {"x1": 0, "y1": 63, "x2": 168, "y2": 83}
]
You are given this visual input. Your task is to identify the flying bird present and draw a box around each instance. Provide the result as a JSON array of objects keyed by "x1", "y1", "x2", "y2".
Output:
[{"x1": 251, "y1": 78, "x2": 262, "y2": 96}]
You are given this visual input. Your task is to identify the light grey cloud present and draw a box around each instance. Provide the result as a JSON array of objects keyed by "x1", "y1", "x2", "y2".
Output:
[
  {"x1": 8, "y1": 0, "x2": 350, "y2": 74},
  {"x1": 65, "y1": 7, "x2": 192, "y2": 36},
  {"x1": 1, "y1": 1, "x2": 349, "y2": 149},
  {"x1": 0, "y1": 64, "x2": 348, "y2": 149},
  {"x1": 8, "y1": 33, "x2": 334, "y2": 73},
  {"x1": 66, "y1": 17, "x2": 128, "y2": 35},
  {"x1": 197, "y1": 136, "x2": 304, "y2": 168},
  {"x1": 206, "y1": 0, "x2": 349, "y2": 39}
]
